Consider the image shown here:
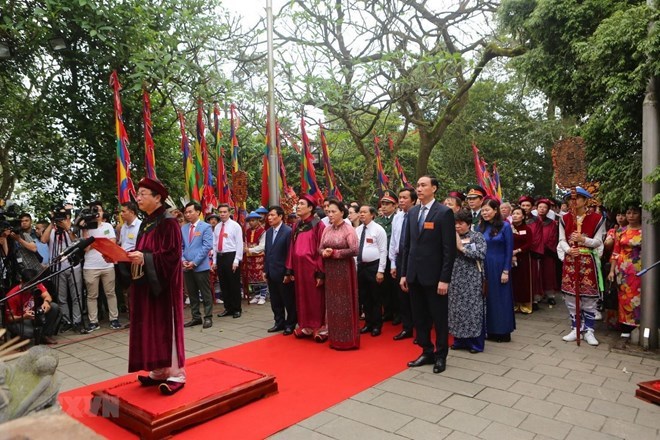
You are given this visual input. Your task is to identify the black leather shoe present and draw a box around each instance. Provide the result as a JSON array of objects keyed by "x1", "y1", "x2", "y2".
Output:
[
  {"x1": 371, "y1": 328, "x2": 382, "y2": 337},
  {"x1": 393, "y1": 330, "x2": 413, "y2": 341},
  {"x1": 391, "y1": 316, "x2": 402, "y2": 326},
  {"x1": 407, "y1": 353, "x2": 435, "y2": 368},
  {"x1": 382, "y1": 314, "x2": 394, "y2": 322},
  {"x1": 268, "y1": 325, "x2": 284, "y2": 333},
  {"x1": 359, "y1": 326, "x2": 373, "y2": 334},
  {"x1": 433, "y1": 358, "x2": 446, "y2": 374},
  {"x1": 217, "y1": 310, "x2": 231, "y2": 317},
  {"x1": 232, "y1": 311, "x2": 242, "y2": 318},
  {"x1": 184, "y1": 319, "x2": 202, "y2": 328},
  {"x1": 283, "y1": 328, "x2": 294, "y2": 336},
  {"x1": 548, "y1": 298, "x2": 556, "y2": 306},
  {"x1": 203, "y1": 318, "x2": 212, "y2": 329}
]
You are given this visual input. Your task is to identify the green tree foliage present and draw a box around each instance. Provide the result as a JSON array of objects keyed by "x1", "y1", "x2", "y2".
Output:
[
  {"x1": 499, "y1": 0, "x2": 660, "y2": 212},
  {"x1": 0, "y1": 0, "x2": 240, "y2": 216}
]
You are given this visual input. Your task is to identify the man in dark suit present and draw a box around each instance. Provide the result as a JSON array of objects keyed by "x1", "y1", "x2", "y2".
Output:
[
  {"x1": 400, "y1": 176, "x2": 456, "y2": 374},
  {"x1": 264, "y1": 205, "x2": 297, "y2": 335}
]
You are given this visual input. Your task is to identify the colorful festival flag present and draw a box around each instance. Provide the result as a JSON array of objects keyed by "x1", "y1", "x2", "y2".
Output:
[
  {"x1": 492, "y1": 162, "x2": 503, "y2": 202},
  {"x1": 142, "y1": 90, "x2": 157, "y2": 180},
  {"x1": 374, "y1": 136, "x2": 390, "y2": 194},
  {"x1": 472, "y1": 143, "x2": 501, "y2": 202},
  {"x1": 179, "y1": 111, "x2": 200, "y2": 202},
  {"x1": 109, "y1": 71, "x2": 135, "y2": 204},
  {"x1": 230, "y1": 104, "x2": 240, "y2": 173},
  {"x1": 213, "y1": 103, "x2": 233, "y2": 207},
  {"x1": 388, "y1": 136, "x2": 410, "y2": 189},
  {"x1": 261, "y1": 118, "x2": 272, "y2": 208},
  {"x1": 319, "y1": 124, "x2": 342, "y2": 201},
  {"x1": 300, "y1": 118, "x2": 324, "y2": 204},
  {"x1": 197, "y1": 100, "x2": 217, "y2": 213},
  {"x1": 276, "y1": 122, "x2": 296, "y2": 199}
]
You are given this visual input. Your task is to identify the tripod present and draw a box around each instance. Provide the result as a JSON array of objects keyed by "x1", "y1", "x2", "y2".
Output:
[{"x1": 49, "y1": 228, "x2": 86, "y2": 332}]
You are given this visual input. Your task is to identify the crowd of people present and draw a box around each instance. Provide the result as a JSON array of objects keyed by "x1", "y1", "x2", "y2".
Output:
[{"x1": 0, "y1": 176, "x2": 645, "y2": 375}]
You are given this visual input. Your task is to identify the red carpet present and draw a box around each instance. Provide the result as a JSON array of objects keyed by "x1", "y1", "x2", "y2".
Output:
[{"x1": 59, "y1": 324, "x2": 422, "y2": 439}]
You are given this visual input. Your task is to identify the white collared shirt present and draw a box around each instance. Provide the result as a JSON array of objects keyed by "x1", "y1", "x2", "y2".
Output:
[
  {"x1": 355, "y1": 221, "x2": 388, "y2": 273},
  {"x1": 389, "y1": 210, "x2": 405, "y2": 269},
  {"x1": 213, "y1": 219, "x2": 244, "y2": 265}
]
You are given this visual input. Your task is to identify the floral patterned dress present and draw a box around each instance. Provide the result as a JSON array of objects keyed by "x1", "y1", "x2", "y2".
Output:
[{"x1": 612, "y1": 228, "x2": 642, "y2": 326}]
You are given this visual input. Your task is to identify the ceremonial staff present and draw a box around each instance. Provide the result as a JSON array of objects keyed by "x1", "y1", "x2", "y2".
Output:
[{"x1": 552, "y1": 136, "x2": 587, "y2": 346}]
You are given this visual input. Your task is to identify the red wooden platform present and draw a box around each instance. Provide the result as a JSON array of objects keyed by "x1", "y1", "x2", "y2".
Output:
[
  {"x1": 636, "y1": 380, "x2": 660, "y2": 405},
  {"x1": 90, "y1": 358, "x2": 278, "y2": 439}
]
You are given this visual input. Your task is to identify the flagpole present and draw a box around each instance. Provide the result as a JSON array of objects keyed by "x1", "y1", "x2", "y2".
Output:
[{"x1": 266, "y1": 0, "x2": 280, "y2": 206}]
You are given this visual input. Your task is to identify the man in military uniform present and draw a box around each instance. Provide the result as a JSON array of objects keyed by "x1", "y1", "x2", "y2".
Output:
[
  {"x1": 465, "y1": 185, "x2": 486, "y2": 232},
  {"x1": 375, "y1": 190, "x2": 400, "y2": 324}
]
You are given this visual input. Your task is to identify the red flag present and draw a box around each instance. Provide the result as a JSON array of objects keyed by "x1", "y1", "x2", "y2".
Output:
[
  {"x1": 388, "y1": 136, "x2": 410, "y2": 188},
  {"x1": 143, "y1": 90, "x2": 157, "y2": 180},
  {"x1": 213, "y1": 103, "x2": 233, "y2": 207},
  {"x1": 374, "y1": 136, "x2": 390, "y2": 194},
  {"x1": 319, "y1": 124, "x2": 342, "y2": 201},
  {"x1": 300, "y1": 118, "x2": 324, "y2": 204}
]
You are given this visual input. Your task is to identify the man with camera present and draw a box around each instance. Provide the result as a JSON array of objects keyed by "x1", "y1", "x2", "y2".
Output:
[
  {"x1": 41, "y1": 205, "x2": 86, "y2": 334},
  {"x1": 4, "y1": 268, "x2": 60, "y2": 345},
  {"x1": 9, "y1": 213, "x2": 43, "y2": 274},
  {"x1": 81, "y1": 201, "x2": 122, "y2": 331}
]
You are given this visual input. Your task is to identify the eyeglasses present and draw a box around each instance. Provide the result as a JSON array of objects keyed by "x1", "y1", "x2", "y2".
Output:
[{"x1": 136, "y1": 191, "x2": 154, "y2": 197}]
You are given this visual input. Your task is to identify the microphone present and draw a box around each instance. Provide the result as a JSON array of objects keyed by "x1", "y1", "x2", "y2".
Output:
[{"x1": 59, "y1": 236, "x2": 96, "y2": 259}]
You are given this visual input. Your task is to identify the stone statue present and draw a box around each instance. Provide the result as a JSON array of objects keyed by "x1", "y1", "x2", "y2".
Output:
[{"x1": 0, "y1": 345, "x2": 60, "y2": 423}]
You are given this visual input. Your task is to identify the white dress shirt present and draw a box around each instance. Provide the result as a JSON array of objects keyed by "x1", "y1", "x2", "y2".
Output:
[
  {"x1": 355, "y1": 221, "x2": 388, "y2": 273},
  {"x1": 388, "y1": 210, "x2": 405, "y2": 270},
  {"x1": 118, "y1": 217, "x2": 141, "y2": 252},
  {"x1": 213, "y1": 219, "x2": 244, "y2": 265}
]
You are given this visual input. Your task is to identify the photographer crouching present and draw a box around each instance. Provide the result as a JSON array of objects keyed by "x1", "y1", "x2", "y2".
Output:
[{"x1": 4, "y1": 269, "x2": 60, "y2": 345}]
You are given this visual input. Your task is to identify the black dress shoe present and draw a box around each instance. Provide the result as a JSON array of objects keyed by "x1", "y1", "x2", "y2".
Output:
[
  {"x1": 391, "y1": 316, "x2": 402, "y2": 326},
  {"x1": 268, "y1": 325, "x2": 284, "y2": 333},
  {"x1": 393, "y1": 330, "x2": 413, "y2": 341},
  {"x1": 283, "y1": 328, "x2": 294, "y2": 336},
  {"x1": 407, "y1": 353, "x2": 435, "y2": 368},
  {"x1": 382, "y1": 314, "x2": 394, "y2": 322},
  {"x1": 371, "y1": 328, "x2": 382, "y2": 337},
  {"x1": 217, "y1": 310, "x2": 231, "y2": 317},
  {"x1": 232, "y1": 311, "x2": 242, "y2": 318},
  {"x1": 548, "y1": 298, "x2": 556, "y2": 306},
  {"x1": 359, "y1": 326, "x2": 373, "y2": 334},
  {"x1": 184, "y1": 319, "x2": 202, "y2": 328},
  {"x1": 203, "y1": 318, "x2": 213, "y2": 329},
  {"x1": 433, "y1": 358, "x2": 446, "y2": 374}
]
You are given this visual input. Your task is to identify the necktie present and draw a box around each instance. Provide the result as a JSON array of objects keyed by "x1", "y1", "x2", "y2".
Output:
[
  {"x1": 188, "y1": 223, "x2": 195, "y2": 243},
  {"x1": 357, "y1": 225, "x2": 367, "y2": 264},
  {"x1": 217, "y1": 222, "x2": 225, "y2": 252},
  {"x1": 272, "y1": 228, "x2": 278, "y2": 244},
  {"x1": 398, "y1": 213, "x2": 408, "y2": 257},
  {"x1": 418, "y1": 206, "x2": 427, "y2": 232}
]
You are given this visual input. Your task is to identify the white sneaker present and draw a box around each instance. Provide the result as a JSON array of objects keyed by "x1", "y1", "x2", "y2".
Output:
[
  {"x1": 594, "y1": 311, "x2": 603, "y2": 321},
  {"x1": 215, "y1": 298, "x2": 222, "y2": 304},
  {"x1": 584, "y1": 330, "x2": 599, "y2": 346},
  {"x1": 249, "y1": 297, "x2": 259, "y2": 304},
  {"x1": 562, "y1": 329, "x2": 578, "y2": 342},
  {"x1": 257, "y1": 298, "x2": 266, "y2": 305}
]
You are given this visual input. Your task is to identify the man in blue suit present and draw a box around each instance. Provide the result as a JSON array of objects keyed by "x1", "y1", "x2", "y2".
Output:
[
  {"x1": 400, "y1": 176, "x2": 457, "y2": 374},
  {"x1": 181, "y1": 202, "x2": 214, "y2": 329},
  {"x1": 264, "y1": 205, "x2": 297, "y2": 335}
]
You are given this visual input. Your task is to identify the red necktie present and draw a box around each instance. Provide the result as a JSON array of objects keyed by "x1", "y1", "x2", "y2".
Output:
[
  {"x1": 188, "y1": 223, "x2": 195, "y2": 243},
  {"x1": 217, "y1": 222, "x2": 225, "y2": 252}
]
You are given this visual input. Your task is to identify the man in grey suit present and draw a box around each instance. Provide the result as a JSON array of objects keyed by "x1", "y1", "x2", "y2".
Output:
[
  {"x1": 181, "y1": 202, "x2": 214, "y2": 329},
  {"x1": 400, "y1": 176, "x2": 457, "y2": 374},
  {"x1": 264, "y1": 206, "x2": 297, "y2": 335}
]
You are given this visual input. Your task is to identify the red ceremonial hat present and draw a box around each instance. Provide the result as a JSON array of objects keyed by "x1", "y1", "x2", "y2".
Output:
[
  {"x1": 447, "y1": 191, "x2": 466, "y2": 202},
  {"x1": 299, "y1": 193, "x2": 317, "y2": 209},
  {"x1": 518, "y1": 195, "x2": 535, "y2": 205},
  {"x1": 137, "y1": 177, "x2": 169, "y2": 200},
  {"x1": 536, "y1": 198, "x2": 554, "y2": 208}
]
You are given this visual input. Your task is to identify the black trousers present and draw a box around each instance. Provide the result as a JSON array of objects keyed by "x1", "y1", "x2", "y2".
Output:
[
  {"x1": 183, "y1": 269, "x2": 213, "y2": 320},
  {"x1": 409, "y1": 280, "x2": 448, "y2": 359},
  {"x1": 382, "y1": 260, "x2": 399, "y2": 319},
  {"x1": 217, "y1": 252, "x2": 242, "y2": 313},
  {"x1": 357, "y1": 261, "x2": 382, "y2": 330},
  {"x1": 8, "y1": 302, "x2": 60, "y2": 342},
  {"x1": 268, "y1": 277, "x2": 297, "y2": 330},
  {"x1": 394, "y1": 274, "x2": 414, "y2": 332}
]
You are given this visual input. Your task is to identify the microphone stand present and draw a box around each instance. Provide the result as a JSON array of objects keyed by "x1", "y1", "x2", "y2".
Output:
[{"x1": 637, "y1": 259, "x2": 660, "y2": 277}]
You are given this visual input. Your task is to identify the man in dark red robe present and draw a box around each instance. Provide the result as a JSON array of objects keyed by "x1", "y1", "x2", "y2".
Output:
[
  {"x1": 128, "y1": 177, "x2": 186, "y2": 395},
  {"x1": 519, "y1": 195, "x2": 544, "y2": 311},
  {"x1": 285, "y1": 194, "x2": 326, "y2": 340}
]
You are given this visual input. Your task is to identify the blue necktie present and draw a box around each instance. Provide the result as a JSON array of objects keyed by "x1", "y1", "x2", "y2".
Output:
[
  {"x1": 417, "y1": 206, "x2": 427, "y2": 232},
  {"x1": 398, "y1": 213, "x2": 408, "y2": 258}
]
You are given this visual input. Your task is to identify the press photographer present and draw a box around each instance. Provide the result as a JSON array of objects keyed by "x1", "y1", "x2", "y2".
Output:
[
  {"x1": 41, "y1": 205, "x2": 87, "y2": 334},
  {"x1": 9, "y1": 212, "x2": 43, "y2": 274},
  {"x1": 4, "y1": 268, "x2": 60, "y2": 345},
  {"x1": 0, "y1": 203, "x2": 22, "y2": 289}
]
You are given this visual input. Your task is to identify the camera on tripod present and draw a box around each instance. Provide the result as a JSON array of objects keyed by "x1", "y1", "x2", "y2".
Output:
[
  {"x1": 0, "y1": 202, "x2": 21, "y2": 235},
  {"x1": 49, "y1": 205, "x2": 72, "y2": 228}
]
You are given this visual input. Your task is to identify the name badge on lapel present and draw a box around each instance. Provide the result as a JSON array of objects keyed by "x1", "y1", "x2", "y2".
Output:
[
  {"x1": 366, "y1": 237, "x2": 374, "y2": 244},
  {"x1": 519, "y1": 230, "x2": 527, "y2": 235},
  {"x1": 423, "y1": 222, "x2": 434, "y2": 230},
  {"x1": 195, "y1": 231, "x2": 201, "y2": 237}
]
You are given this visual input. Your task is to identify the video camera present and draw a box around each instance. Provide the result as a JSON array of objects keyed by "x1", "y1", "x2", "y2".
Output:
[
  {"x1": 0, "y1": 203, "x2": 21, "y2": 235},
  {"x1": 73, "y1": 206, "x2": 100, "y2": 230},
  {"x1": 49, "y1": 205, "x2": 72, "y2": 226}
]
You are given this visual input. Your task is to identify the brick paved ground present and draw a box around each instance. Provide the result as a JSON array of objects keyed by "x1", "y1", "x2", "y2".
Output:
[{"x1": 52, "y1": 297, "x2": 660, "y2": 439}]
